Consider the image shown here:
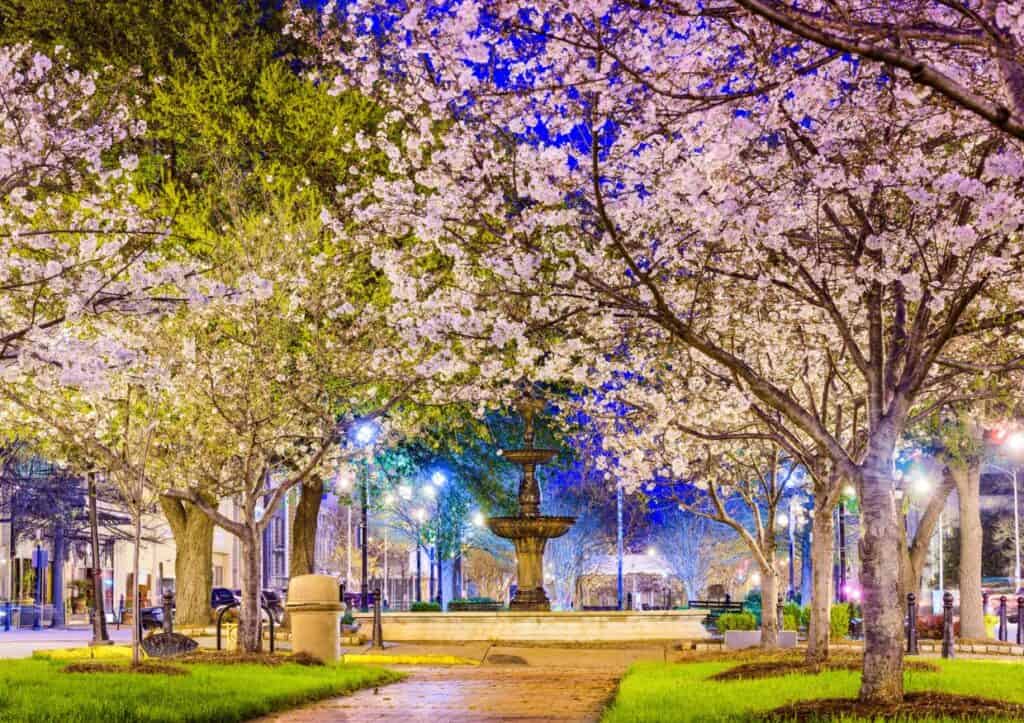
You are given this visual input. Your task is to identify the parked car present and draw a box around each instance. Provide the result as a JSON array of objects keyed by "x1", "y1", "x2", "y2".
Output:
[
  {"x1": 139, "y1": 605, "x2": 165, "y2": 631},
  {"x1": 231, "y1": 589, "x2": 285, "y2": 624},
  {"x1": 211, "y1": 587, "x2": 239, "y2": 610}
]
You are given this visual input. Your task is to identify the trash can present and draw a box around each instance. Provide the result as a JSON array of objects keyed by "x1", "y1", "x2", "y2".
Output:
[{"x1": 285, "y1": 575, "x2": 342, "y2": 663}]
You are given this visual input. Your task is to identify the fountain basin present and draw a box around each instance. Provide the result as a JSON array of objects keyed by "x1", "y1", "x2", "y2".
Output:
[
  {"x1": 500, "y1": 448, "x2": 558, "y2": 466},
  {"x1": 487, "y1": 515, "x2": 576, "y2": 540},
  {"x1": 487, "y1": 515, "x2": 577, "y2": 611}
]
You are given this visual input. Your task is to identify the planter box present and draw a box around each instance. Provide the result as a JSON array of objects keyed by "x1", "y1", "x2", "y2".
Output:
[{"x1": 724, "y1": 630, "x2": 797, "y2": 650}]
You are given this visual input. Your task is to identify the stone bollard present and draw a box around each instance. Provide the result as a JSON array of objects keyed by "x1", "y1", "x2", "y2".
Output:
[
  {"x1": 983, "y1": 591, "x2": 989, "y2": 617},
  {"x1": 286, "y1": 574, "x2": 343, "y2": 663},
  {"x1": 942, "y1": 591, "x2": 955, "y2": 659},
  {"x1": 999, "y1": 595, "x2": 1008, "y2": 641},
  {"x1": 906, "y1": 593, "x2": 918, "y2": 655},
  {"x1": 162, "y1": 590, "x2": 174, "y2": 634},
  {"x1": 371, "y1": 586, "x2": 384, "y2": 650}
]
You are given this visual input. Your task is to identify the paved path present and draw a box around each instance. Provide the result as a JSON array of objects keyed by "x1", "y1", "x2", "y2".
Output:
[
  {"x1": 256, "y1": 644, "x2": 666, "y2": 723},
  {"x1": 257, "y1": 665, "x2": 620, "y2": 723}
]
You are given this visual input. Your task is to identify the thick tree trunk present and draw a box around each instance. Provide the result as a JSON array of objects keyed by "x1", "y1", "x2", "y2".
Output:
[
  {"x1": 160, "y1": 496, "x2": 214, "y2": 627},
  {"x1": 951, "y1": 460, "x2": 985, "y2": 639},
  {"x1": 51, "y1": 523, "x2": 66, "y2": 628},
  {"x1": 760, "y1": 562, "x2": 780, "y2": 648},
  {"x1": 237, "y1": 530, "x2": 263, "y2": 653},
  {"x1": 806, "y1": 505, "x2": 834, "y2": 666},
  {"x1": 290, "y1": 477, "x2": 323, "y2": 579},
  {"x1": 858, "y1": 461, "x2": 905, "y2": 704}
]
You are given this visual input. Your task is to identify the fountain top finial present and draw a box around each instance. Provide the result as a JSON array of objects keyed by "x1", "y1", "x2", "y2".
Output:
[{"x1": 518, "y1": 396, "x2": 545, "y2": 447}]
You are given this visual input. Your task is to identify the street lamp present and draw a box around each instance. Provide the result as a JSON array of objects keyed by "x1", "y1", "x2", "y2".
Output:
[
  {"x1": 472, "y1": 511, "x2": 485, "y2": 527},
  {"x1": 431, "y1": 470, "x2": 446, "y2": 487},
  {"x1": 994, "y1": 432, "x2": 1024, "y2": 592},
  {"x1": 413, "y1": 507, "x2": 426, "y2": 602}
]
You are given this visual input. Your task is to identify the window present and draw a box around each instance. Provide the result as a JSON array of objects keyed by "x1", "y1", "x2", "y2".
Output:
[{"x1": 213, "y1": 565, "x2": 224, "y2": 587}]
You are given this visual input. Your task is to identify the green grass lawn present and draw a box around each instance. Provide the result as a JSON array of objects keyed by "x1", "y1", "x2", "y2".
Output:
[
  {"x1": 0, "y1": 657, "x2": 402, "y2": 722},
  {"x1": 603, "y1": 658, "x2": 1024, "y2": 722}
]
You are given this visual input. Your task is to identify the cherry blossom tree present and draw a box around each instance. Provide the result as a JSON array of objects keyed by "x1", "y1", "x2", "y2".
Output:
[{"x1": 294, "y1": 1, "x2": 1024, "y2": 702}]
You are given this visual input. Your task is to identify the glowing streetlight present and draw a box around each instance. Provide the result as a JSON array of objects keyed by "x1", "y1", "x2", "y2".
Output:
[
  {"x1": 383, "y1": 492, "x2": 395, "y2": 505},
  {"x1": 472, "y1": 511, "x2": 485, "y2": 527},
  {"x1": 842, "y1": 484, "x2": 856, "y2": 498},
  {"x1": 1007, "y1": 431, "x2": 1024, "y2": 454},
  {"x1": 911, "y1": 472, "x2": 932, "y2": 496},
  {"x1": 777, "y1": 513, "x2": 789, "y2": 529},
  {"x1": 399, "y1": 484, "x2": 412, "y2": 500},
  {"x1": 646, "y1": 546, "x2": 657, "y2": 557},
  {"x1": 414, "y1": 508, "x2": 427, "y2": 523},
  {"x1": 354, "y1": 421, "x2": 377, "y2": 446},
  {"x1": 431, "y1": 470, "x2": 447, "y2": 487},
  {"x1": 422, "y1": 485, "x2": 436, "y2": 500}
]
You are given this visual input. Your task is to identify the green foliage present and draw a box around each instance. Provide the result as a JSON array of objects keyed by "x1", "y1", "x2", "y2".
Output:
[
  {"x1": 782, "y1": 612, "x2": 798, "y2": 631},
  {"x1": 782, "y1": 601, "x2": 809, "y2": 629},
  {"x1": 410, "y1": 601, "x2": 442, "y2": 613},
  {"x1": 0, "y1": 657, "x2": 399, "y2": 721},
  {"x1": 830, "y1": 603, "x2": 852, "y2": 639},
  {"x1": 341, "y1": 609, "x2": 355, "y2": 627},
  {"x1": 715, "y1": 612, "x2": 757, "y2": 632}
]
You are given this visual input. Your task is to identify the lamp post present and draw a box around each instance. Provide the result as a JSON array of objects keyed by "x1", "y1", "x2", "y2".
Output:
[
  {"x1": 996, "y1": 431, "x2": 1024, "y2": 592},
  {"x1": 414, "y1": 508, "x2": 426, "y2": 602},
  {"x1": 353, "y1": 422, "x2": 377, "y2": 613},
  {"x1": 616, "y1": 484, "x2": 624, "y2": 611}
]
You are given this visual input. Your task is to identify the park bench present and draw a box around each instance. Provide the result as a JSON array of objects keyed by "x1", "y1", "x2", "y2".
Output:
[{"x1": 687, "y1": 599, "x2": 745, "y2": 629}]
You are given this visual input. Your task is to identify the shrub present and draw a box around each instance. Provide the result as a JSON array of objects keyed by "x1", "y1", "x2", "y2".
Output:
[
  {"x1": 783, "y1": 602, "x2": 810, "y2": 629},
  {"x1": 743, "y1": 589, "x2": 762, "y2": 625},
  {"x1": 410, "y1": 601, "x2": 442, "y2": 613},
  {"x1": 341, "y1": 609, "x2": 355, "y2": 626},
  {"x1": 830, "y1": 603, "x2": 851, "y2": 639},
  {"x1": 717, "y1": 612, "x2": 757, "y2": 632},
  {"x1": 782, "y1": 612, "x2": 798, "y2": 631}
]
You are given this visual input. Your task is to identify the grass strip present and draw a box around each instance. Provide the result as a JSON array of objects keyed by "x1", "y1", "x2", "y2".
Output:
[
  {"x1": 603, "y1": 658, "x2": 1024, "y2": 722},
  {"x1": 0, "y1": 657, "x2": 402, "y2": 722}
]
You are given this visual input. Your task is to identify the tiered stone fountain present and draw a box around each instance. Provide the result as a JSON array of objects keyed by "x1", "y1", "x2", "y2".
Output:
[{"x1": 486, "y1": 398, "x2": 575, "y2": 611}]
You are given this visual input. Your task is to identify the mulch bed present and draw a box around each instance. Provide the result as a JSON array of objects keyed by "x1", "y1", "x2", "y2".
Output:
[
  {"x1": 762, "y1": 692, "x2": 1024, "y2": 721},
  {"x1": 173, "y1": 651, "x2": 323, "y2": 666},
  {"x1": 63, "y1": 662, "x2": 188, "y2": 675},
  {"x1": 712, "y1": 658, "x2": 939, "y2": 682}
]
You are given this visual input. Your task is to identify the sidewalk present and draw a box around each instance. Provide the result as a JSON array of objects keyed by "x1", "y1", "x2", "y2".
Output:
[{"x1": 0, "y1": 627, "x2": 133, "y2": 659}]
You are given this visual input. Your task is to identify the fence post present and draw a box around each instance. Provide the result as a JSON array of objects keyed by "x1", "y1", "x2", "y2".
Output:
[
  {"x1": 942, "y1": 591, "x2": 955, "y2": 659},
  {"x1": 372, "y1": 586, "x2": 384, "y2": 650},
  {"x1": 983, "y1": 590, "x2": 989, "y2": 617},
  {"x1": 906, "y1": 593, "x2": 918, "y2": 655},
  {"x1": 999, "y1": 595, "x2": 1008, "y2": 642},
  {"x1": 1018, "y1": 596, "x2": 1024, "y2": 646},
  {"x1": 162, "y1": 590, "x2": 174, "y2": 634}
]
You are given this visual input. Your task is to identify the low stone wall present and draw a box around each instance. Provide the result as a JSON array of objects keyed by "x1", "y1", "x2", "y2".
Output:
[{"x1": 353, "y1": 609, "x2": 708, "y2": 643}]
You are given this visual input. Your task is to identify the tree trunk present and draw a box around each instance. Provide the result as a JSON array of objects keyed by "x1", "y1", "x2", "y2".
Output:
[
  {"x1": 858, "y1": 460, "x2": 904, "y2": 704},
  {"x1": 951, "y1": 459, "x2": 985, "y2": 639},
  {"x1": 290, "y1": 477, "x2": 323, "y2": 579},
  {"x1": 237, "y1": 529, "x2": 263, "y2": 653},
  {"x1": 51, "y1": 522, "x2": 66, "y2": 628},
  {"x1": 800, "y1": 522, "x2": 813, "y2": 606},
  {"x1": 87, "y1": 473, "x2": 109, "y2": 644},
  {"x1": 160, "y1": 496, "x2": 214, "y2": 627},
  {"x1": 760, "y1": 562, "x2": 780, "y2": 648},
  {"x1": 806, "y1": 504, "x2": 834, "y2": 666},
  {"x1": 900, "y1": 471, "x2": 954, "y2": 601}
]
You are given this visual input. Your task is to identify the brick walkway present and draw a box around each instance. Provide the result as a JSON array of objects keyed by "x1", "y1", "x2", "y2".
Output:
[{"x1": 256, "y1": 665, "x2": 621, "y2": 722}]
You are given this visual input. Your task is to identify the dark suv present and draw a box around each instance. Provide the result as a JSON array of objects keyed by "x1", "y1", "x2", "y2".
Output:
[
  {"x1": 232, "y1": 589, "x2": 285, "y2": 624},
  {"x1": 211, "y1": 587, "x2": 239, "y2": 610}
]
